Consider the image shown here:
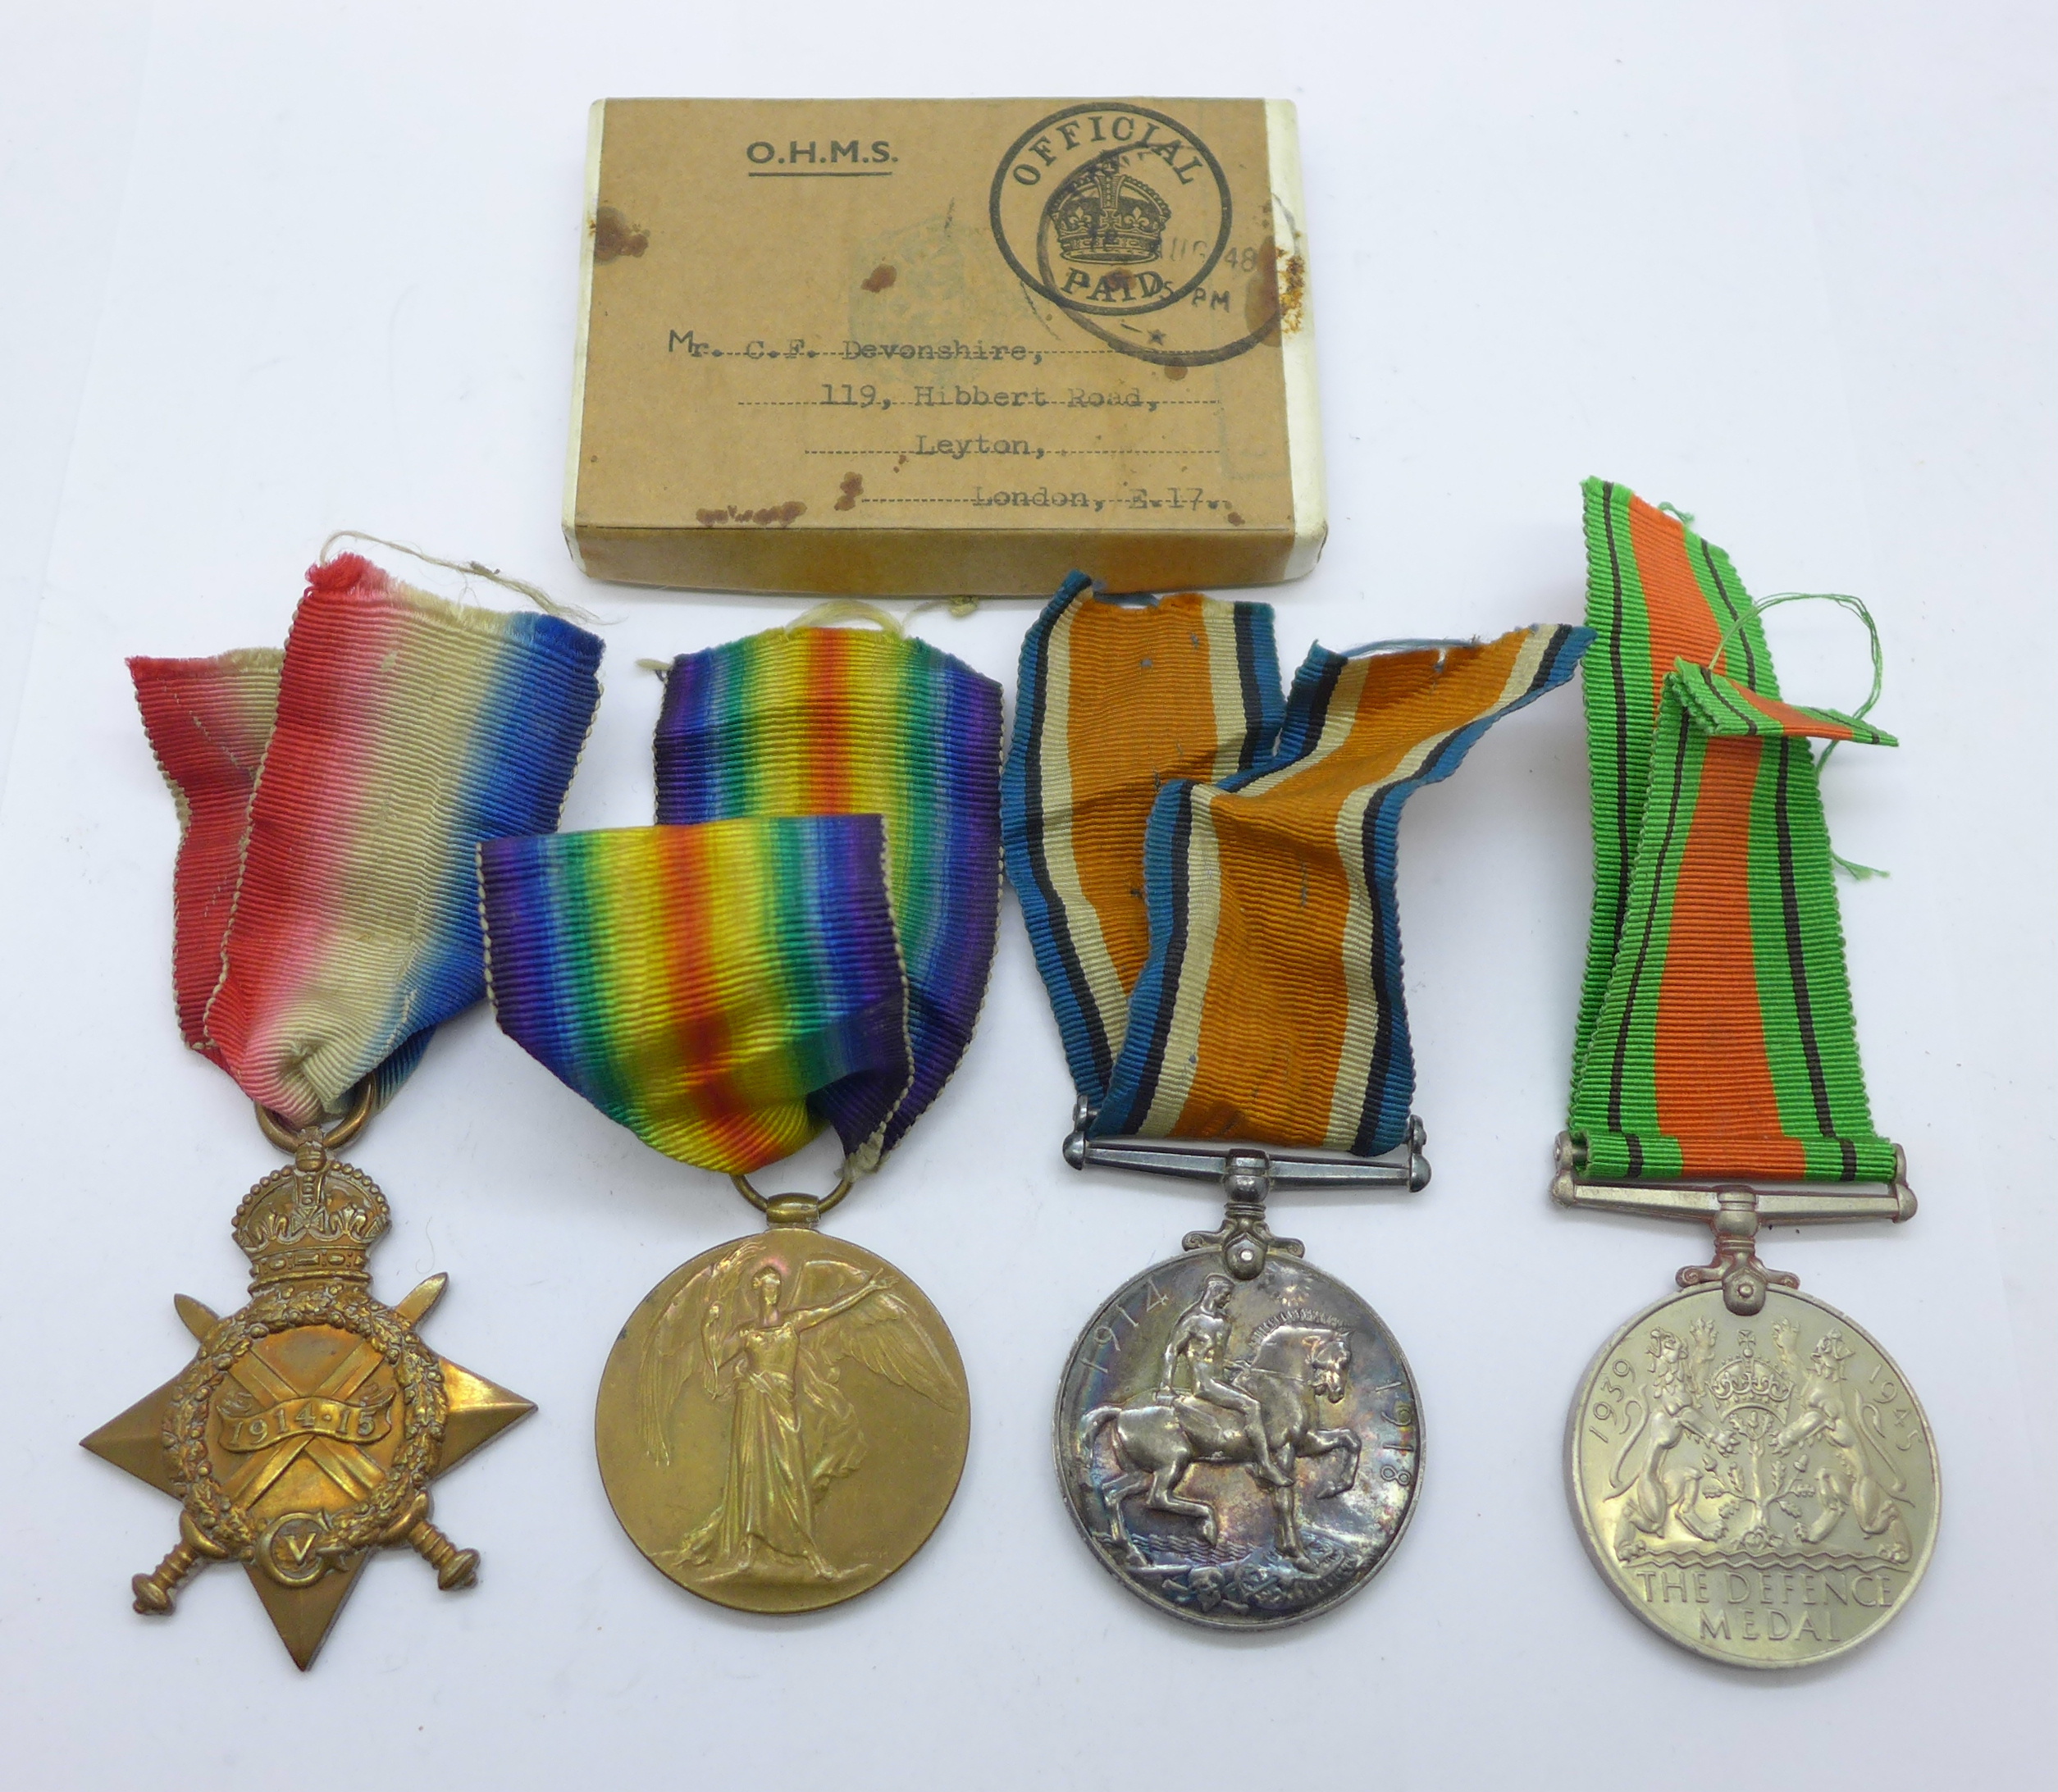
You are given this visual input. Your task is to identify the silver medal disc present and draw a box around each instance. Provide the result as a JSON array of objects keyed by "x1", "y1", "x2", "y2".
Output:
[
  {"x1": 1054, "y1": 1248, "x2": 1422, "y2": 1628},
  {"x1": 1567, "y1": 1282, "x2": 1939, "y2": 1667}
]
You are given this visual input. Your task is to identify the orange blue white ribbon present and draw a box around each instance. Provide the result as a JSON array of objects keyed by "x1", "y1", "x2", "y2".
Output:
[
  {"x1": 130, "y1": 553, "x2": 605, "y2": 1127},
  {"x1": 1006, "y1": 577, "x2": 1590, "y2": 1154},
  {"x1": 1003, "y1": 577, "x2": 1280, "y2": 1107}
]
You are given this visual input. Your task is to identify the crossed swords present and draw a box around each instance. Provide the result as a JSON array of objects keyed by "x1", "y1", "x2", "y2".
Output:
[
  {"x1": 130, "y1": 1277, "x2": 479, "y2": 1613},
  {"x1": 219, "y1": 1329, "x2": 390, "y2": 1509}
]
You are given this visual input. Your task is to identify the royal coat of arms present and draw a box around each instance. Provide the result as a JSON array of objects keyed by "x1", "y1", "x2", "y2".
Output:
[{"x1": 1568, "y1": 1285, "x2": 1938, "y2": 1665}]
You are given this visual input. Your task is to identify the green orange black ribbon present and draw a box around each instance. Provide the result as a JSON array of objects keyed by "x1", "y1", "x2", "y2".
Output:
[{"x1": 1569, "y1": 481, "x2": 1899, "y2": 1183}]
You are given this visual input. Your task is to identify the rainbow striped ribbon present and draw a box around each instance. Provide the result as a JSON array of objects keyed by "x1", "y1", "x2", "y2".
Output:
[
  {"x1": 479, "y1": 821, "x2": 912, "y2": 1174},
  {"x1": 655, "y1": 623, "x2": 1003, "y2": 1156},
  {"x1": 480, "y1": 622, "x2": 1002, "y2": 1176},
  {"x1": 1006, "y1": 579, "x2": 1590, "y2": 1154},
  {"x1": 130, "y1": 554, "x2": 605, "y2": 1127},
  {"x1": 1569, "y1": 480, "x2": 1899, "y2": 1181}
]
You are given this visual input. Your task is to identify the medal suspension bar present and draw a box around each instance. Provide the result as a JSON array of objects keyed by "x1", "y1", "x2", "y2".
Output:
[
  {"x1": 1063, "y1": 1099, "x2": 1430, "y2": 1279},
  {"x1": 1549, "y1": 1131, "x2": 1916, "y2": 1316}
]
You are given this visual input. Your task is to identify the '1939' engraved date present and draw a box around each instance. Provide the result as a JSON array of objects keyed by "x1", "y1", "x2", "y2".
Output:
[{"x1": 1568, "y1": 1285, "x2": 1937, "y2": 1667}]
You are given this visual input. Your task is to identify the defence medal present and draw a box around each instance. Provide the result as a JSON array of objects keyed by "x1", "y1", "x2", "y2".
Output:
[
  {"x1": 89, "y1": 549, "x2": 603, "y2": 1666},
  {"x1": 1003, "y1": 580, "x2": 1589, "y2": 1626},
  {"x1": 1552, "y1": 481, "x2": 1937, "y2": 1667},
  {"x1": 482, "y1": 616, "x2": 998, "y2": 1613}
]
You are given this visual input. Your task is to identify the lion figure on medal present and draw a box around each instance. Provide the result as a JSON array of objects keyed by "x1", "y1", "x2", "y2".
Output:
[
  {"x1": 637, "y1": 1238, "x2": 961, "y2": 1585},
  {"x1": 1602, "y1": 1313, "x2": 1915, "y2": 1566}
]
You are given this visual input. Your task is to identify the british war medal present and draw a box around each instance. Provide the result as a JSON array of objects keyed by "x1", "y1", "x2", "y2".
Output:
[
  {"x1": 482, "y1": 616, "x2": 999, "y2": 1612},
  {"x1": 89, "y1": 553, "x2": 604, "y2": 1667},
  {"x1": 1554, "y1": 483, "x2": 1937, "y2": 1667},
  {"x1": 1006, "y1": 577, "x2": 1588, "y2": 1626}
]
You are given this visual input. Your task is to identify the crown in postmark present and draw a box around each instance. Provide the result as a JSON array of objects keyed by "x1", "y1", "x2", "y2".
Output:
[
  {"x1": 1052, "y1": 160, "x2": 1170, "y2": 266},
  {"x1": 230, "y1": 1143, "x2": 389, "y2": 1289}
]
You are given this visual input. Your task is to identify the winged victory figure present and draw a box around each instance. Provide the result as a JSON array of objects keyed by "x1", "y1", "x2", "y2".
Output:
[{"x1": 638, "y1": 1240, "x2": 961, "y2": 1582}]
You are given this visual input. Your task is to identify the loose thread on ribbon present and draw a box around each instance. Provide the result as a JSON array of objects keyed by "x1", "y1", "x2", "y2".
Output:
[
  {"x1": 643, "y1": 595, "x2": 981, "y2": 687},
  {"x1": 319, "y1": 529, "x2": 603, "y2": 627},
  {"x1": 784, "y1": 595, "x2": 983, "y2": 637},
  {"x1": 906, "y1": 595, "x2": 983, "y2": 625},
  {"x1": 787, "y1": 598, "x2": 906, "y2": 636},
  {"x1": 1706, "y1": 590, "x2": 1890, "y2": 880}
]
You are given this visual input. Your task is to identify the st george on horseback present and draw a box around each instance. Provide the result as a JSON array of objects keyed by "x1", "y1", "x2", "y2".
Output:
[{"x1": 1077, "y1": 1279, "x2": 1362, "y2": 1566}]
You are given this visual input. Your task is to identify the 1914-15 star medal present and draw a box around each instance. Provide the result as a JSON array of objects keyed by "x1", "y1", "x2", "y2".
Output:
[{"x1": 83, "y1": 1133, "x2": 533, "y2": 1669}]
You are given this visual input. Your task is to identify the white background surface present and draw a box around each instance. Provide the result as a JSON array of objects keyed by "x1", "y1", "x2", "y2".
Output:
[{"x1": 2, "y1": 2, "x2": 2052, "y2": 1785}]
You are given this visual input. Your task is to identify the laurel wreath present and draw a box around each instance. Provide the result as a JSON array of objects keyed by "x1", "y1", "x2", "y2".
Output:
[{"x1": 162, "y1": 1284, "x2": 446, "y2": 1564}]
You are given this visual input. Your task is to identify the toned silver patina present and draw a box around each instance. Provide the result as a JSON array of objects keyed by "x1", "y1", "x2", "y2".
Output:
[
  {"x1": 1053, "y1": 1115, "x2": 1426, "y2": 1628},
  {"x1": 1056, "y1": 1248, "x2": 1421, "y2": 1629}
]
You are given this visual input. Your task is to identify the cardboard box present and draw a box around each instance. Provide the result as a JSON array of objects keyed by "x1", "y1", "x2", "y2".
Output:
[{"x1": 564, "y1": 98, "x2": 1324, "y2": 596}]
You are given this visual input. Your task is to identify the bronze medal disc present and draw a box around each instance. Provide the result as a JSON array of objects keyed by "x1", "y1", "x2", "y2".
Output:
[
  {"x1": 1055, "y1": 1249, "x2": 1422, "y2": 1628},
  {"x1": 596, "y1": 1229, "x2": 970, "y2": 1613},
  {"x1": 1567, "y1": 1283, "x2": 1939, "y2": 1667}
]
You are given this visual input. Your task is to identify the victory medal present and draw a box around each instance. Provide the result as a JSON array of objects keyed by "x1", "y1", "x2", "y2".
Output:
[
  {"x1": 1552, "y1": 483, "x2": 1937, "y2": 1667},
  {"x1": 482, "y1": 614, "x2": 996, "y2": 1612},
  {"x1": 1004, "y1": 578, "x2": 1590, "y2": 1626},
  {"x1": 89, "y1": 549, "x2": 603, "y2": 1666}
]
